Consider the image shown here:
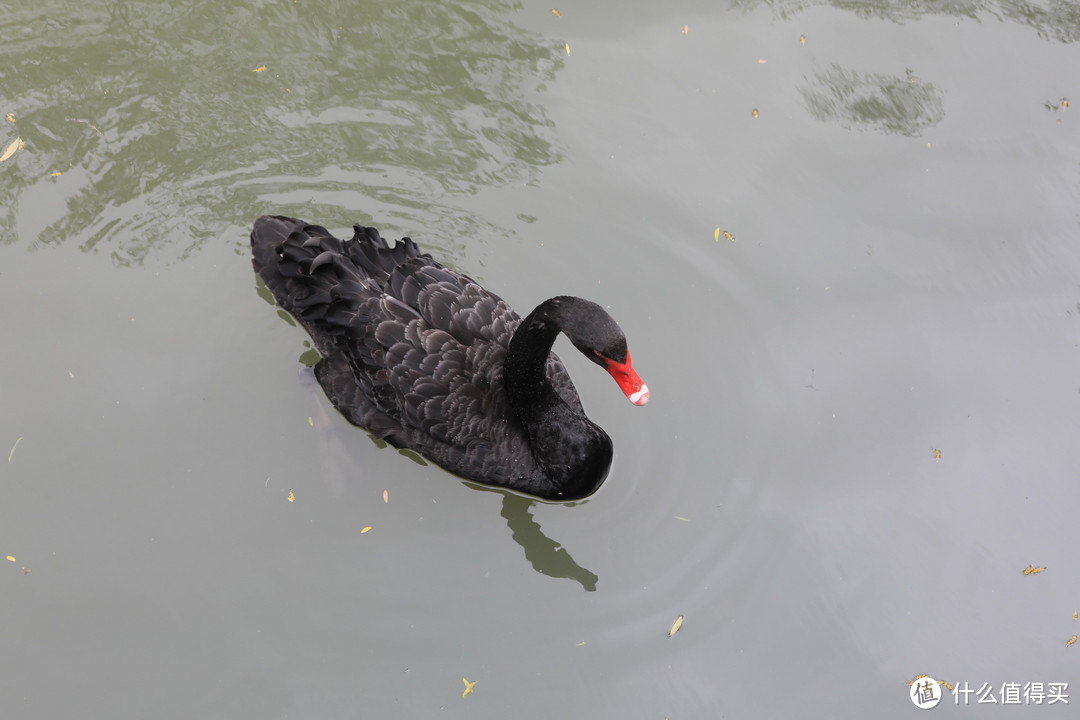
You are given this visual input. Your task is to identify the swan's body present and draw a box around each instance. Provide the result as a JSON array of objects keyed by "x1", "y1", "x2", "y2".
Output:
[{"x1": 251, "y1": 215, "x2": 647, "y2": 500}]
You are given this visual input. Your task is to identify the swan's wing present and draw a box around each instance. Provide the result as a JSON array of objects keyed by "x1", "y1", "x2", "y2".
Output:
[{"x1": 252, "y1": 215, "x2": 580, "y2": 453}]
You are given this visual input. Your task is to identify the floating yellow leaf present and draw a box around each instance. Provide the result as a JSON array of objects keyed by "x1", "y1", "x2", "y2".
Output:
[
  {"x1": 723, "y1": 230, "x2": 735, "y2": 242},
  {"x1": 8, "y1": 436, "x2": 22, "y2": 464},
  {"x1": 714, "y1": 227, "x2": 720, "y2": 242},
  {"x1": 50, "y1": 171, "x2": 62, "y2": 177},
  {"x1": 1022, "y1": 565, "x2": 1046, "y2": 575},
  {"x1": 1063, "y1": 99, "x2": 1069, "y2": 110},
  {"x1": 668, "y1": 614, "x2": 683, "y2": 637},
  {"x1": 287, "y1": 490, "x2": 295, "y2": 502},
  {"x1": 752, "y1": 108, "x2": 759, "y2": 118},
  {"x1": 361, "y1": 526, "x2": 372, "y2": 533},
  {"x1": 565, "y1": 43, "x2": 570, "y2": 56},
  {"x1": 0, "y1": 136, "x2": 21, "y2": 162},
  {"x1": 682, "y1": 24, "x2": 689, "y2": 35},
  {"x1": 1068, "y1": 635, "x2": 1077, "y2": 648},
  {"x1": 932, "y1": 448, "x2": 941, "y2": 462},
  {"x1": 6, "y1": 113, "x2": 14, "y2": 122},
  {"x1": 905, "y1": 674, "x2": 951, "y2": 691},
  {"x1": 462, "y1": 677, "x2": 476, "y2": 697},
  {"x1": 1074, "y1": 611, "x2": 1078, "y2": 621},
  {"x1": 6, "y1": 556, "x2": 15, "y2": 562},
  {"x1": 254, "y1": 65, "x2": 267, "y2": 73},
  {"x1": 551, "y1": 8, "x2": 560, "y2": 17},
  {"x1": 800, "y1": 35, "x2": 806, "y2": 45},
  {"x1": 382, "y1": 490, "x2": 389, "y2": 503},
  {"x1": 758, "y1": 58, "x2": 767, "y2": 64},
  {"x1": 575, "y1": 641, "x2": 586, "y2": 646},
  {"x1": 307, "y1": 416, "x2": 314, "y2": 427}
]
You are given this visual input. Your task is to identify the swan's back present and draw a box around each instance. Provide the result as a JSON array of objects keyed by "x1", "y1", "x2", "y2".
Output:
[{"x1": 250, "y1": 215, "x2": 582, "y2": 494}]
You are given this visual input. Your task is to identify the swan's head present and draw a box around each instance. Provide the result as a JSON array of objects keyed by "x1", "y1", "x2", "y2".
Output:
[{"x1": 556, "y1": 297, "x2": 650, "y2": 407}]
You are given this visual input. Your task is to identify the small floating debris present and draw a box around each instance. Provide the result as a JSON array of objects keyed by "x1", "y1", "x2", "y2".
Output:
[
  {"x1": 0, "y1": 136, "x2": 22, "y2": 162},
  {"x1": 669, "y1": 614, "x2": 684, "y2": 637}
]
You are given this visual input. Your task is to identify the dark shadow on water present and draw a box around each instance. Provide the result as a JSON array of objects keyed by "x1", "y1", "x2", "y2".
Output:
[
  {"x1": 750, "y1": 0, "x2": 1080, "y2": 43},
  {"x1": 801, "y1": 65, "x2": 945, "y2": 137},
  {"x1": 469, "y1": 485, "x2": 599, "y2": 592}
]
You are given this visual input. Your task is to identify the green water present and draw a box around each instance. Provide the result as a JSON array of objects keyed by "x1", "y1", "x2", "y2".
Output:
[{"x1": 3, "y1": 0, "x2": 1080, "y2": 717}]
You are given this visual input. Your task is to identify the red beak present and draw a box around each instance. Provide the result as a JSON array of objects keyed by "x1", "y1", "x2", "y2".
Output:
[{"x1": 602, "y1": 352, "x2": 649, "y2": 406}]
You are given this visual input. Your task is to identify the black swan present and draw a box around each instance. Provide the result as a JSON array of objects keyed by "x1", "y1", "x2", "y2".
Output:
[{"x1": 251, "y1": 215, "x2": 648, "y2": 500}]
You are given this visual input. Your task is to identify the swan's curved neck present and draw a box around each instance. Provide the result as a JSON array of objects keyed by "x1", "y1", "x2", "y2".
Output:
[
  {"x1": 505, "y1": 298, "x2": 566, "y2": 414},
  {"x1": 503, "y1": 297, "x2": 613, "y2": 498}
]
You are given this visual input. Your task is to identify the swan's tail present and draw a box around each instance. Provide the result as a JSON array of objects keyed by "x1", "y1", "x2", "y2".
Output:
[
  {"x1": 251, "y1": 215, "x2": 307, "y2": 287},
  {"x1": 252, "y1": 215, "x2": 424, "y2": 290},
  {"x1": 251, "y1": 214, "x2": 430, "y2": 336}
]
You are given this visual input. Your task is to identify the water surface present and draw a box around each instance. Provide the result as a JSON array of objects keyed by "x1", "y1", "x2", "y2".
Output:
[{"x1": 3, "y1": 0, "x2": 1080, "y2": 717}]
